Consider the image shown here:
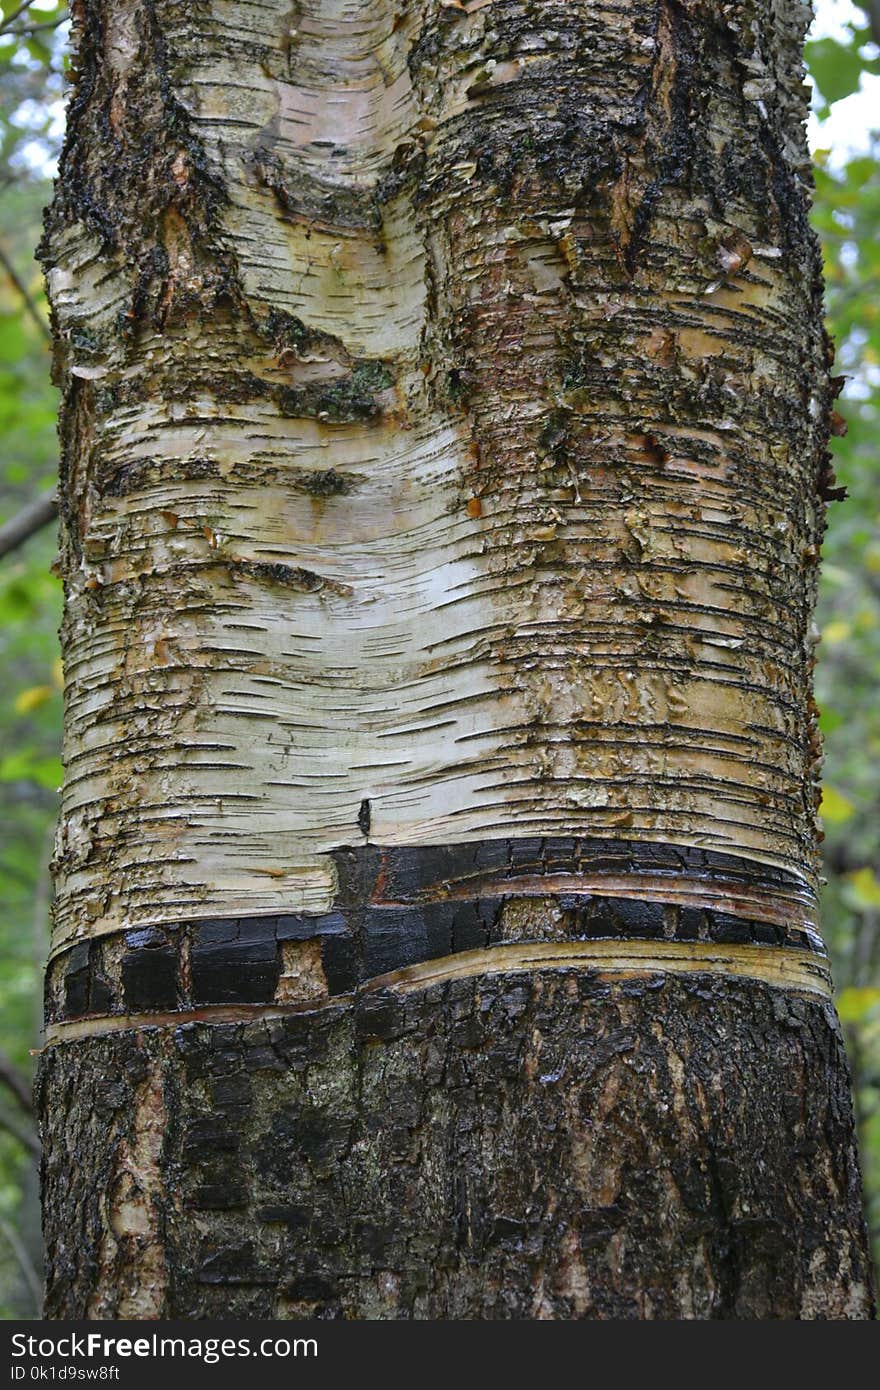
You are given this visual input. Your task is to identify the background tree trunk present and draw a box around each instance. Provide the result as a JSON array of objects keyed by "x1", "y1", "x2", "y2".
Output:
[{"x1": 38, "y1": 0, "x2": 874, "y2": 1317}]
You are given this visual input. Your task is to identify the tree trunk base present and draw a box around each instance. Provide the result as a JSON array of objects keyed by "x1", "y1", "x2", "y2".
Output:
[{"x1": 39, "y1": 969, "x2": 874, "y2": 1319}]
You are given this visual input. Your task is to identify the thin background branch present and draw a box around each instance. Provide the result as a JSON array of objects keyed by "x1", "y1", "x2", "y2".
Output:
[{"x1": 0, "y1": 492, "x2": 57, "y2": 560}]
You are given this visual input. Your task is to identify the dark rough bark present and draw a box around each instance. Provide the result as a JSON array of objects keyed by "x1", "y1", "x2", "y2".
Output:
[{"x1": 40, "y1": 972, "x2": 872, "y2": 1319}]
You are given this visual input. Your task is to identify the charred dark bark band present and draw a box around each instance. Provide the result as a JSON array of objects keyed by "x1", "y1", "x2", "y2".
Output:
[
  {"x1": 44, "y1": 836, "x2": 824, "y2": 1030},
  {"x1": 44, "y1": 939, "x2": 834, "y2": 1046}
]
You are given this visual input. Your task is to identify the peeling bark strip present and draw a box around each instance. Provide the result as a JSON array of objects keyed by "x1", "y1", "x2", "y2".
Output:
[
  {"x1": 44, "y1": 837, "x2": 828, "y2": 1031},
  {"x1": 44, "y1": 940, "x2": 834, "y2": 1047},
  {"x1": 40, "y1": 0, "x2": 874, "y2": 1318}
]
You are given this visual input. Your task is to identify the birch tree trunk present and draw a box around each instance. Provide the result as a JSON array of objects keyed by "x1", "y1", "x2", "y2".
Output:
[{"x1": 38, "y1": 0, "x2": 875, "y2": 1319}]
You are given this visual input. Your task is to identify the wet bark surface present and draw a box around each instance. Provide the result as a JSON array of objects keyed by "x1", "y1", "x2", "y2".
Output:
[
  {"x1": 38, "y1": 1, "x2": 874, "y2": 1319},
  {"x1": 40, "y1": 972, "x2": 873, "y2": 1319},
  {"x1": 43, "y1": 0, "x2": 836, "y2": 945},
  {"x1": 43, "y1": 838, "x2": 826, "y2": 1030}
]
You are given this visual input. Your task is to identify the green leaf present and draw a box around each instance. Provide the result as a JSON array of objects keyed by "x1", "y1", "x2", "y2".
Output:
[
  {"x1": 806, "y1": 33, "x2": 880, "y2": 107},
  {"x1": 13, "y1": 683, "x2": 53, "y2": 715},
  {"x1": 820, "y1": 785, "x2": 856, "y2": 823},
  {"x1": 818, "y1": 706, "x2": 844, "y2": 734},
  {"x1": 844, "y1": 867, "x2": 880, "y2": 910},
  {"x1": 0, "y1": 752, "x2": 62, "y2": 790},
  {"x1": 837, "y1": 987, "x2": 880, "y2": 1024}
]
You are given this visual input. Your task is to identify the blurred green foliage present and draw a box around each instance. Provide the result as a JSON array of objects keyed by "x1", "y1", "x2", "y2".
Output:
[
  {"x1": 0, "y1": 0, "x2": 878, "y2": 1317},
  {"x1": 0, "y1": 0, "x2": 67, "y2": 1319},
  {"x1": 809, "y1": 5, "x2": 880, "y2": 1278}
]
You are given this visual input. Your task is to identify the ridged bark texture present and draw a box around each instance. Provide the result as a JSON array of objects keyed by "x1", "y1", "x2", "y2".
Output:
[
  {"x1": 39, "y1": 0, "x2": 874, "y2": 1319},
  {"x1": 40, "y1": 975, "x2": 870, "y2": 1319},
  {"x1": 45, "y1": 0, "x2": 834, "y2": 939}
]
